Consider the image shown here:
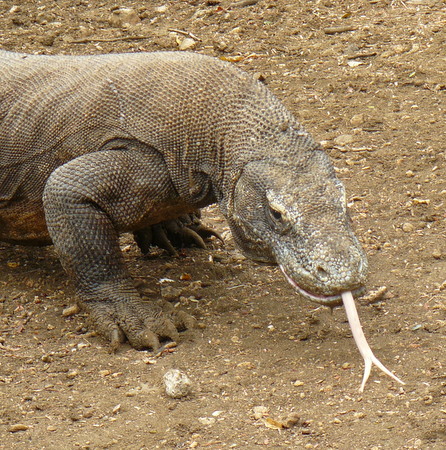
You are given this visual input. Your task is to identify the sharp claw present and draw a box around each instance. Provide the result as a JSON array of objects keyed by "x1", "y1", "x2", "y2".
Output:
[
  {"x1": 152, "y1": 224, "x2": 178, "y2": 256},
  {"x1": 109, "y1": 327, "x2": 126, "y2": 353},
  {"x1": 129, "y1": 329, "x2": 161, "y2": 351},
  {"x1": 194, "y1": 225, "x2": 224, "y2": 243},
  {"x1": 173, "y1": 310, "x2": 198, "y2": 330},
  {"x1": 133, "y1": 229, "x2": 153, "y2": 255},
  {"x1": 181, "y1": 227, "x2": 207, "y2": 249},
  {"x1": 154, "y1": 318, "x2": 180, "y2": 342},
  {"x1": 157, "y1": 300, "x2": 197, "y2": 331}
]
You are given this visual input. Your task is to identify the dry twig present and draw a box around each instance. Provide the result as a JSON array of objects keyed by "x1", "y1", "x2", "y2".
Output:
[
  {"x1": 233, "y1": 0, "x2": 259, "y2": 7},
  {"x1": 167, "y1": 28, "x2": 201, "y2": 42},
  {"x1": 324, "y1": 25, "x2": 357, "y2": 34},
  {"x1": 71, "y1": 35, "x2": 152, "y2": 44}
]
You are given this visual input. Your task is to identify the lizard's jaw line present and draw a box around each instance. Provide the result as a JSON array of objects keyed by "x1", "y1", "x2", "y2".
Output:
[{"x1": 279, "y1": 265, "x2": 342, "y2": 305}]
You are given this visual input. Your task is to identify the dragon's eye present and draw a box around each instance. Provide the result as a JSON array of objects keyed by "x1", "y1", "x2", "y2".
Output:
[
  {"x1": 267, "y1": 203, "x2": 291, "y2": 234},
  {"x1": 269, "y1": 207, "x2": 282, "y2": 221}
]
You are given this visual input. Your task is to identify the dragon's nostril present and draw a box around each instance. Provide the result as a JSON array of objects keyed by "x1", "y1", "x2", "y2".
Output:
[{"x1": 316, "y1": 265, "x2": 329, "y2": 281}]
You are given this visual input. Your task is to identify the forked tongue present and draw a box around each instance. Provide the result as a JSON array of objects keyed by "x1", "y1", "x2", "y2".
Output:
[{"x1": 341, "y1": 291, "x2": 405, "y2": 392}]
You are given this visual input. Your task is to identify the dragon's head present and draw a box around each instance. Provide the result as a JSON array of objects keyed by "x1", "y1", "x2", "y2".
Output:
[{"x1": 226, "y1": 149, "x2": 368, "y2": 306}]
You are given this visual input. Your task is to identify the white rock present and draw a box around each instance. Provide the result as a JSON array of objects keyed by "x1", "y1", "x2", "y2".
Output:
[
  {"x1": 178, "y1": 37, "x2": 197, "y2": 51},
  {"x1": 198, "y1": 417, "x2": 216, "y2": 425},
  {"x1": 163, "y1": 369, "x2": 192, "y2": 398},
  {"x1": 334, "y1": 134, "x2": 355, "y2": 146},
  {"x1": 154, "y1": 5, "x2": 168, "y2": 13}
]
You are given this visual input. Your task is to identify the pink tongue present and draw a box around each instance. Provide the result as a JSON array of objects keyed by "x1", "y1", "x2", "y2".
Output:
[{"x1": 341, "y1": 291, "x2": 405, "y2": 392}]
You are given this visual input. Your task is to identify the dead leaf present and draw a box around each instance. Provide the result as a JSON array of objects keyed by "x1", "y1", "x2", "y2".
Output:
[
  {"x1": 262, "y1": 417, "x2": 284, "y2": 430},
  {"x1": 219, "y1": 55, "x2": 245, "y2": 62}
]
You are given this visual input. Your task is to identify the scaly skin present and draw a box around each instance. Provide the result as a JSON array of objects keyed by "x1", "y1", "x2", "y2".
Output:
[{"x1": 0, "y1": 50, "x2": 367, "y2": 349}]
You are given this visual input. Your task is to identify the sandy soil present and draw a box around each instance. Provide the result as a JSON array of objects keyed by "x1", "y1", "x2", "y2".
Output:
[{"x1": 0, "y1": 1, "x2": 445, "y2": 448}]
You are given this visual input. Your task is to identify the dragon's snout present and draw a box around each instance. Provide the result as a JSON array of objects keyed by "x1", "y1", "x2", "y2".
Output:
[{"x1": 279, "y1": 238, "x2": 368, "y2": 306}]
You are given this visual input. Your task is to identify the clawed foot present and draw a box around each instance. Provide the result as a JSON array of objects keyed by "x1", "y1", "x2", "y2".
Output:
[
  {"x1": 134, "y1": 213, "x2": 223, "y2": 256},
  {"x1": 81, "y1": 297, "x2": 197, "y2": 352}
]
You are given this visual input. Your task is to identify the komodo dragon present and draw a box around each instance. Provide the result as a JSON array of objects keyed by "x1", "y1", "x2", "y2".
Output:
[{"x1": 0, "y1": 50, "x2": 368, "y2": 351}]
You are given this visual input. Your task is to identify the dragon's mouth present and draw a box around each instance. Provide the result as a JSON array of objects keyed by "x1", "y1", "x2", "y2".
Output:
[{"x1": 279, "y1": 265, "x2": 362, "y2": 306}]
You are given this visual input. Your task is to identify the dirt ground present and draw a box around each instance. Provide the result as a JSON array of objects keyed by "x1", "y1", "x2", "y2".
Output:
[{"x1": 0, "y1": 0, "x2": 445, "y2": 448}]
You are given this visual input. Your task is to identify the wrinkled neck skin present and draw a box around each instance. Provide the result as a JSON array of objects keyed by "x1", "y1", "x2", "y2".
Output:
[{"x1": 219, "y1": 133, "x2": 368, "y2": 307}]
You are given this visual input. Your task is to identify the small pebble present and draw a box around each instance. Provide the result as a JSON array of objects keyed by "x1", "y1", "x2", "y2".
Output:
[
  {"x1": 109, "y1": 7, "x2": 140, "y2": 27},
  {"x1": 154, "y1": 5, "x2": 168, "y2": 13},
  {"x1": 163, "y1": 369, "x2": 192, "y2": 398},
  {"x1": 281, "y1": 412, "x2": 301, "y2": 428},
  {"x1": 402, "y1": 222, "x2": 414, "y2": 233},
  {"x1": 9, "y1": 424, "x2": 29, "y2": 432},
  {"x1": 350, "y1": 114, "x2": 365, "y2": 127},
  {"x1": 320, "y1": 139, "x2": 331, "y2": 149},
  {"x1": 160, "y1": 286, "x2": 182, "y2": 301},
  {"x1": 62, "y1": 304, "x2": 80, "y2": 317},
  {"x1": 334, "y1": 134, "x2": 355, "y2": 147},
  {"x1": 41, "y1": 354, "x2": 53, "y2": 363},
  {"x1": 39, "y1": 34, "x2": 56, "y2": 47},
  {"x1": 198, "y1": 417, "x2": 216, "y2": 425},
  {"x1": 236, "y1": 361, "x2": 255, "y2": 369},
  {"x1": 178, "y1": 37, "x2": 197, "y2": 51},
  {"x1": 253, "y1": 405, "x2": 269, "y2": 419}
]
